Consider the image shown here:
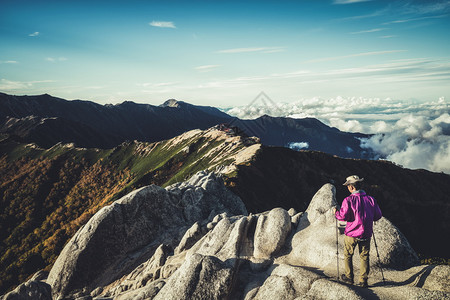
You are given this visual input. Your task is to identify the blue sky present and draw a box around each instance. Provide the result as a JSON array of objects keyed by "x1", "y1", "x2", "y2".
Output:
[{"x1": 1, "y1": 0, "x2": 450, "y2": 106}]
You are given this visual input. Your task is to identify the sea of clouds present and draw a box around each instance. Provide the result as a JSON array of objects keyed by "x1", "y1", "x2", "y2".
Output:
[{"x1": 225, "y1": 96, "x2": 450, "y2": 174}]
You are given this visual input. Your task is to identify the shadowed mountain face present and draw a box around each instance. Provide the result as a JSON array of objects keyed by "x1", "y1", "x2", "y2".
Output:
[
  {"x1": 230, "y1": 116, "x2": 373, "y2": 159},
  {"x1": 0, "y1": 116, "x2": 120, "y2": 148},
  {"x1": 0, "y1": 93, "x2": 231, "y2": 148},
  {"x1": 0, "y1": 93, "x2": 371, "y2": 158}
]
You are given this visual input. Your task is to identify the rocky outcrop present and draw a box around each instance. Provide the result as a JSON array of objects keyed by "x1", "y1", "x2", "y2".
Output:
[
  {"x1": 253, "y1": 208, "x2": 291, "y2": 259},
  {"x1": 8, "y1": 173, "x2": 447, "y2": 300},
  {"x1": 154, "y1": 253, "x2": 234, "y2": 300},
  {"x1": 422, "y1": 265, "x2": 450, "y2": 292},
  {"x1": 46, "y1": 171, "x2": 247, "y2": 299},
  {"x1": 100, "y1": 182, "x2": 444, "y2": 300},
  {"x1": 0, "y1": 272, "x2": 51, "y2": 300},
  {"x1": 286, "y1": 184, "x2": 419, "y2": 272}
]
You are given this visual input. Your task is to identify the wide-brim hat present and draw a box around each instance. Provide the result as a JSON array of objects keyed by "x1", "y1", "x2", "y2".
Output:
[{"x1": 343, "y1": 175, "x2": 364, "y2": 186}]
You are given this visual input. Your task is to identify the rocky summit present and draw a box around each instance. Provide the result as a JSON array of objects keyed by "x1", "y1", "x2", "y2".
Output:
[{"x1": 2, "y1": 172, "x2": 449, "y2": 300}]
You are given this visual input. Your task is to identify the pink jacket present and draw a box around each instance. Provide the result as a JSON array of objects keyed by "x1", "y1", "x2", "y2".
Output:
[{"x1": 335, "y1": 191, "x2": 382, "y2": 239}]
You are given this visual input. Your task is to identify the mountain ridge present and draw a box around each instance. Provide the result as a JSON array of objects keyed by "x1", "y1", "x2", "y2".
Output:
[
  {"x1": 232, "y1": 115, "x2": 372, "y2": 158},
  {"x1": 0, "y1": 93, "x2": 231, "y2": 149},
  {"x1": 0, "y1": 92, "x2": 372, "y2": 158}
]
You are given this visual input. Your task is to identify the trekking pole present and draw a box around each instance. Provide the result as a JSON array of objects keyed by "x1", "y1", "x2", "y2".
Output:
[
  {"x1": 372, "y1": 231, "x2": 386, "y2": 286},
  {"x1": 335, "y1": 217, "x2": 340, "y2": 282}
]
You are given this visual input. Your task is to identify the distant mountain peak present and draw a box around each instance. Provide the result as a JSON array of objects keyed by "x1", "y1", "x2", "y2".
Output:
[
  {"x1": 160, "y1": 99, "x2": 186, "y2": 108},
  {"x1": 118, "y1": 100, "x2": 137, "y2": 106}
]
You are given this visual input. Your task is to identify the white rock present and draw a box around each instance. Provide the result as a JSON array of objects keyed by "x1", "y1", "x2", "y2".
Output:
[
  {"x1": 153, "y1": 254, "x2": 233, "y2": 300},
  {"x1": 305, "y1": 278, "x2": 365, "y2": 300},
  {"x1": 47, "y1": 171, "x2": 247, "y2": 299},
  {"x1": 174, "y1": 222, "x2": 203, "y2": 255},
  {"x1": 253, "y1": 208, "x2": 291, "y2": 259},
  {"x1": 0, "y1": 280, "x2": 52, "y2": 300},
  {"x1": 288, "y1": 208, "x2": 297, "y2": 216},
  {"x1": 421, "y1": 265, "x2": 450, "y2": 293},
  {"x1": 287, "y1": 184, "x2": 419, "y2": 272}
]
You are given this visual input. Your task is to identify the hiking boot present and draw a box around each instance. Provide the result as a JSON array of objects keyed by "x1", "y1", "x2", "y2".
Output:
[
  {"x1": 356, "y1": 281, "x2": 368, "y2": 288},
  {"x1": 340, "y1": 274, "x2": 353, "y2": 284}
]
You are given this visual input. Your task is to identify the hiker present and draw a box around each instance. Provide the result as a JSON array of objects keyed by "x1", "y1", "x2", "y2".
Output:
[{"x1": 333, "y1": 175, "x2": 382, "y2": 288}]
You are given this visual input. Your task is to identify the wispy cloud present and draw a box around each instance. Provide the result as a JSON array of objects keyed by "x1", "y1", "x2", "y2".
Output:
[
  {"x1": 28, "y1": 31, "x2": 39, "y2": 37},
  {"x1": 305, "y1": 50, "x2": 406, "y2": 63},
  {"x1": 309, "y1": 58, "x2": 450, "y2": 88},
  {"x1": 0, "y1": 60, "x2": 18, "y2": 64},
  {"x1": 351, "y1": 28, "x2": 387, "y2": 34},
  {"x1": 46, "y1": 57, "x2": 68, "y2": 62},
  {"x1": 401, "y1": 1, "x2": 450, "y2": 15},
  {"x1": 334, "y1": 8, "x2": 387, "y2": 22},
  {"x1": 216, "y1": 47, "x2": 285, "y2": 54},
  {"x1": 383, "y1": 14, "x2": 448, "y2": 25},
  {"x1": 136, "y1": 82, "x2": 179, "y2": 94},
  {"x1": 333, "y1": 0, "x2": 372, "y2": 4},
  {"x1": 0, "y1": 79, "x2": 54, "y2": 91},
  {"x1": 149, "y1": 21, "x2": 176, "y2": 28},
  {"x1": 194, "y1": 57, "x2": 450, "y2": 93},
  {"x1": 136, "y1": 82, "x2": 178, "y2": 87},
  {"x1": 0, "y1": 79, "x2": 27, "y2": 90},
  {"x1": 195, "y1": 65, "x2": 221, "y2": 72}
]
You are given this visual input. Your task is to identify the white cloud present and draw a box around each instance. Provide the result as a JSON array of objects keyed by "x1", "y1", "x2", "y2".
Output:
[
  {"x1": 360, "y1": 113, "x2": 450, "y2": 173},
  {"x1": 400, "y1": 1, "x2": 450, "y2": 15},
  {"x1": 149, "y1": 21, "x2": 176, "y2": 28},
  {"x1": 333, "y1": 0, "x2": 372, "y2": 4},
  {"x1": 216, "y1": 47, "x2": 285, "y2": 54},
  {"x1": 287, "y1": 142, "x2": 309, "y2": 150},
  {"x1": 305, "y1": 50, "x2": 406, "y2": 63},
  {"x1": 196, "y1": 57, "x2": 450, "y2": 98},
  {"x1": 329, "y1": 118, "x2": 364, "y2": 132},
  {"x1": 383, "y1": 14, "x2": 448, "y2": 25},
  {"x1": 136, "y1": 81, "x2": 179, "y2": 94},
  {"x1": 0, "y1": 60, "x2": 18, "y2": 64},
  {"x1": 29, "y1": 31, "x2": 39, "y2": 37},
  {"x1": 334, "y1": 10, "x2": 384, "y2": 21},
  {"x1": 195, "y1": 65, "x2": 221, "y2": 72},
  {"x1": 351, "y1": 28, "x2": 387, "y2": 34},
  {"x1": 154, "y1": 82, "x2": 177, "y2": 87},
  {"x1": 0, "y1": 79, "x2": 54, "y2": 91},
  {"x1": 362, "y1": 134, "x2": 450, "y2": 173},
  {"x1": 225, "y1": 96, "x2": 450, "y2": 173},
  {"x1": 370, "y1": 120, "x2": 390, "y2": 133},
  {"x1": 0, "y1": 79, "x2": 29, "y2": 90},
  {"x1": 137, "y1": 82, "x2": 178, "y2": 88},
  {"x1": 46, "y1": 57, "x2": 68, "y2": 62}
]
